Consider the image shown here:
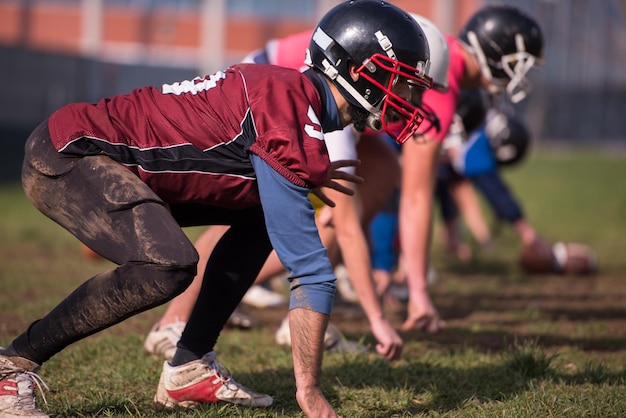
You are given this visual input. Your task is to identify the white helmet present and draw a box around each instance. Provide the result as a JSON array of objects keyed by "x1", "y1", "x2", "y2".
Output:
[{"x1": 411, "y1": 14, "x2": 450, "y2": 92}]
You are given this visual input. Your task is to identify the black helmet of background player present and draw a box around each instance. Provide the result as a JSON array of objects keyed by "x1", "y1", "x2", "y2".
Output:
[
  {"x1": 459, "y1": 4, "x2": 544, "y2": 103},
  {"x1": 484, "y1": 110, "x2": 531, "y2": 166},
  {"x1": 306, "y1": 0, "x2": 433, "y2": 144},
  {"x1": 456, "y1": 88, "x2": 489, "y2": 134}
]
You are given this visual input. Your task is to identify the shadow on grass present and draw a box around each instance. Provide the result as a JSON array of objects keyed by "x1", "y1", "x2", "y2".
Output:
[
  {"x1": 40, "y1": 334, "x2": 626, "y2": 418},
  {"x1": 46, "y1": 357, "x2": 626, "y2": 418},
  {"x1": 406, "y1": 326, "x2": 626, "y2": 354},
  {"x1": 315, "y1": 343, "x2": 626, "y2": 417}
]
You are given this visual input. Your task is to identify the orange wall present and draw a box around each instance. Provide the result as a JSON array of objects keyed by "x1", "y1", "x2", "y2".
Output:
[
  {"x1": 0, "y1": 2, "x2": 315, "y2": 53},
  {"x1": 0, "y1": 2, "x2": 82, "y2": 52},
  {"x1": 0, "y1": 1, "x2": 482, "y2": 58},
  {"x1": 390, "y1": 0, "x2": 434, "y2": 16},
  {"x1": 29, "y1": 4, "x2": 81, "y2": 51},
  {"x1": 0, "y1": 2, "x2": 22, "y2": 44},
  {"x1": 227, "y1": 18, "x2": 313, "y2": 52}
]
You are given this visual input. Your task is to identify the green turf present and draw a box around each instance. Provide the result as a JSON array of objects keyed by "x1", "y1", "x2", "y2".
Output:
[{"x1": 1, "y1": 148, "x2": 625, "y2": 417}]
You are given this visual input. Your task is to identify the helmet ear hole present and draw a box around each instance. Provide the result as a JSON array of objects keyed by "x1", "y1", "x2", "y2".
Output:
[
  {"x1": 348, "y1": 63, "x2": 360, "y2": 82},
  {"x1": 367, "y1": 114, "x2": 383, "y2": 131}
]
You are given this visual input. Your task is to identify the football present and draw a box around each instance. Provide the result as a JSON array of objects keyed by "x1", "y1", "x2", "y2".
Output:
[
  {"x1": 519, "y1": 238, "x2": 557, "y2": 274},
  {"x1": 552, "y1": 242, "x2": 598, "y2": 275},
  {"x1": 519, "y1": 239, "x2": 598, "y2": 275}
]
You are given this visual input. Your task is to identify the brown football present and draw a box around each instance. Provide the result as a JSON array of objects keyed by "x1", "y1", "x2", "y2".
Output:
[
  {"x1": 519, "y1": 238, "x2": 557, "y2": 274},
  {"x1": 552, "y1": 242, "x2": 598, "y2": 275}
]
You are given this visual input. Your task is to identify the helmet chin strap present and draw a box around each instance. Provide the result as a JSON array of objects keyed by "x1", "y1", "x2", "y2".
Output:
[{"x1": 320, "y1": 58, "x2": 384, "y2": 127}]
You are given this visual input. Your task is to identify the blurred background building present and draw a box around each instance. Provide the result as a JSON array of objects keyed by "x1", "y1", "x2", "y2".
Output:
[{"x1": 0, "y1": 0, "x2": 625, "y2": 181}]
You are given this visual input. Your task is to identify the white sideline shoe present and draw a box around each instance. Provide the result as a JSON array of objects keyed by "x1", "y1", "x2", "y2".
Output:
[
  {"x1": 154, "y1": 351, "x2": 273, "y2": 408},
  {"x1": 241, "y1": 285, "x2": 287, "y2": 308},
  {"x1": 275, "y1": 316, "x2": 368, "y2": 354},
  {"x1": 0, "y1": 350, "x2": 49, "y2": 418},
  {"x1": 225, "y1": 308, "x2": 259, "y2": 329},
  {"x1": 427, "y1": 266, "x2": 438, "y2": 285},
  {"x1": 334, "y1": 264, "x2": 360, "y2": 303},
  {"x1": 144, "y1": 320, "x2": 186, "y2": 361},
  {"x1": 144, "y1": 311, "x2": 259, "y2": 361}
]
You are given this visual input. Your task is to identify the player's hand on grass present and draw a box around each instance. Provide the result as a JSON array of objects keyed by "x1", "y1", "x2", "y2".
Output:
[
  {"x1": 296, "y1": 386, "x2": 341, "y2": 418},
  {"x1": 370, "y1": 317, "x2": 404, "y2": 361},
  {"x1": 401, "y1": 291, "x2": 445, "y2": 333},
  {"x1": 312, "y1": 159, "x2": 362, "y2": 207},
  {"x1": 373, "y1": 268, "x2": 393, "y2": 297}
]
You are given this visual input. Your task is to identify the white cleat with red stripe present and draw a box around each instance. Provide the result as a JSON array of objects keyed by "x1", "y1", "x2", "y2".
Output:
[
  {"x1": 153, "y1": 351, "x2": 272, "y2": 408},
  {"x1": 0, "y1": 352, "x2": 49, "y2": 418}
]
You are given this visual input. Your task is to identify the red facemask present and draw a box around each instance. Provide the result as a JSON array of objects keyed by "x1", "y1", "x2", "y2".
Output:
[{"x1": 356, "y1": 54, "x2": 434, "y2": 144}]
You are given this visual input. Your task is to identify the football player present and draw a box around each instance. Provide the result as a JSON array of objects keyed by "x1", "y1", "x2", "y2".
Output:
[
  {"x1": 0, "y1": 1, "x2": 432, "y2": 417},
  {"x1": 144, "y1": 13, "x2": 450, "y2": 363},
  {"x1": 395, "y1": 4, "x2": 544, "y2": 332}
]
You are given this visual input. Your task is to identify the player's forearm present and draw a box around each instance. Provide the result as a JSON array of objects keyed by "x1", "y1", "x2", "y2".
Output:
[
  {"x1": 514, "y1": 218, "x2": 537, "y2": 246},
  {"x1": 400, "y1": 179, "x2": 435, "y2": 287},
  {"x1": 399, "y1": 179, "x2": 434, "y2": 293},
  {"x1": 337, "y1": 229, "x2": 386, "y2": 322},
  {"x1": 332, "y1": 192, "x2": 386, "y2": 322},
  {"x1": 289, "y1": 307, "x2": 327, "y2": 391},
  {"x1": 290, "y1": 307, "x2": 339, "y2": 417},
  {"x1": 399, "y1": 139, "x2": 440, "y2": 294}
]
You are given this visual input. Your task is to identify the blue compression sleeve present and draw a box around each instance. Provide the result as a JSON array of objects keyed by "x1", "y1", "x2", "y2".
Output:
[
  {"x1": 368, "y1": 184, "x2": 400, "y2": 272},
  {"x1": 472, "y1": 171, "x2": 524, "y2": 223},
  {"x1": 369, "y1": 212, "x2": 399, "y2": 272},
  {"x1": 251, "y1": 154, "x2": 336, "y2": 315}
]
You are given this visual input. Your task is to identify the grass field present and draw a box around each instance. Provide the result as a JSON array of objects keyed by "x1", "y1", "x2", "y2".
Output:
[{"x1": 1, "y1": 148, "x2": 626, "y2": 417}]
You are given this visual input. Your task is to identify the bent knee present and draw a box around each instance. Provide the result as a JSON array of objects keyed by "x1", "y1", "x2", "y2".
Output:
[
  {"x1": 124, "y1": 262, "x2": 197, "y2": 304},
  {"x1": 157, "y1": 262, "x2": 197, "y2": 296}
]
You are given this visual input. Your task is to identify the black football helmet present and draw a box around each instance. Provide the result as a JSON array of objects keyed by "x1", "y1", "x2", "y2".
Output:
[
  {"x1": 306, "y1": 0, "x2": 433, "y2": 144},
  {"x1": 459, "y1": 4, "x2": 544, "y2": 103},
  {"x1": 484, "y1": 110, "x2": 531, "y2": 166},
  {"x1": 456, "y1": 88, "x2": 489, "y2": 134}
]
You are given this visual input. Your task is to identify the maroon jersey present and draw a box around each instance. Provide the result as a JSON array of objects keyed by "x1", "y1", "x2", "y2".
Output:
[{"x1": 48, "y1": 64, "x2": 330, "y2": 209}]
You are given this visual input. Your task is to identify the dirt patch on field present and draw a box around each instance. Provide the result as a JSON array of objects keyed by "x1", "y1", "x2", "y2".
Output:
[
  {"x1": 235, "y1": 270, "x2": 626, "y2": 360},
  {"x1": 5, "y1": 243, "x2": 625, "y2": 366}
]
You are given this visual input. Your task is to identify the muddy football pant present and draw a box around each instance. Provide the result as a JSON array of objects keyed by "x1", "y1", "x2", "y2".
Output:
[{"x1": 14, "y1": 121, "x2": 271, "y2": 364}]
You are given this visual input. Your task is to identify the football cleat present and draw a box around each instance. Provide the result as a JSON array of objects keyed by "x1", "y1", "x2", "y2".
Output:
[
  {"x1": 154, "y1": 351, "x2": 273, "y2": 408},
  {"x1": 144, "y1": 320, "x2": 186, "y2": 361},
  {"x1": 0, "y1": 351, "x2": 49, "y2": 418}
]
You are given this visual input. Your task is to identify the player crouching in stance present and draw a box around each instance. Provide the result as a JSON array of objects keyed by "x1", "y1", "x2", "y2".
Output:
[{"x1": 0, "y1": 1, "x2": 433, "y2": 417}]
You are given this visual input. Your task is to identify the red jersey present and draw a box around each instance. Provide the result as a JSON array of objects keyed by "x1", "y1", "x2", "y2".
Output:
[
  {"x1": 266, "y1": 30, "x2": 313, "y2": 71},
  {"x1": 420, "y1": 34, "x2": 466, "y2": 142},
  {"x1": 48, "y1": 64, "x2": 330, "y2": 209}
]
